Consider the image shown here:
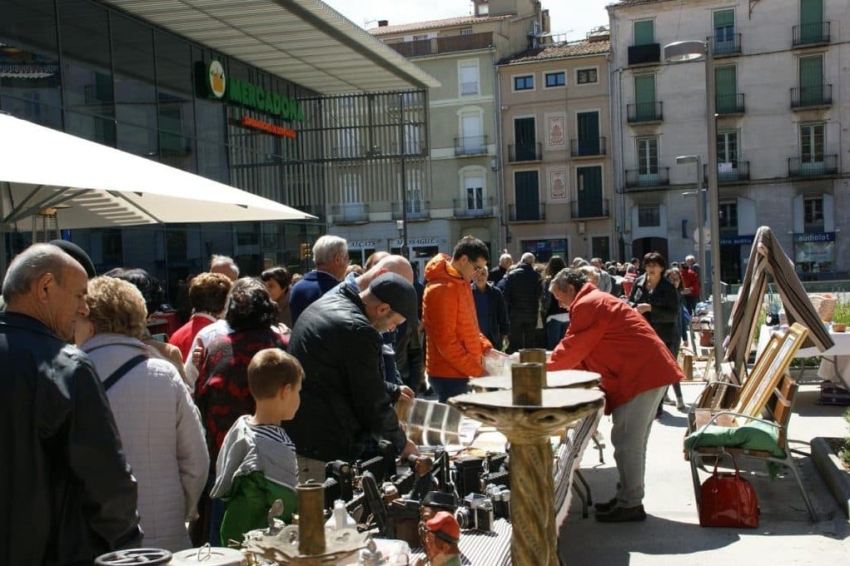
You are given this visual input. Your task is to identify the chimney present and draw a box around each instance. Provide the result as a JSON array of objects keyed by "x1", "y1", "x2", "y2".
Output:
[{"x1": 378, "y1": 20, "x2": 389, "y2": 27}]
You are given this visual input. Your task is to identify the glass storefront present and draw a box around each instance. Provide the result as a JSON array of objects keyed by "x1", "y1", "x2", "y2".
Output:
[
  {"x1": 0, "y1": 0, "x2": 325, "y2": 298},
  {"x1": 521, "y1": 238, "x2": 568, "y2": 264},
  {"x1": 793, "y1": 232, "x2": 835, "y2": 280}
]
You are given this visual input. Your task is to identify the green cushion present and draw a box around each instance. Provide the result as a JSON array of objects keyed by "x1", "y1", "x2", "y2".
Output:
[{"x1": 684, "y1": 420, "x2": 785, "y2": 458}]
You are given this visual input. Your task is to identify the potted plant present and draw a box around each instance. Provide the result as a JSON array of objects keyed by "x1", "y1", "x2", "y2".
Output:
[{"x1": 831, "y1": 294, "x2": 850, "y2": 333}]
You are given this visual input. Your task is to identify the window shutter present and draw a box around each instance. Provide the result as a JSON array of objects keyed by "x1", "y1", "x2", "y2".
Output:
[
  {"x1": 633, "y1": 20, "x2": 654, "y2": 45},
  {"x1": 713, "y1": 9, "x2": 735, "y2": 29}
]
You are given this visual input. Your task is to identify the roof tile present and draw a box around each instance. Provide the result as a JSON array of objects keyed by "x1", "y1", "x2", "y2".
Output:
[{"x1": 500, "y1": 39, "x2": 610, "y2": 64}]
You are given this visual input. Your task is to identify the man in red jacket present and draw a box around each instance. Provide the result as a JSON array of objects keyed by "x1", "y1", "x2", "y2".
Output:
[{"x1": 547, "y1": 268, "x2": 683, "y2": 523}]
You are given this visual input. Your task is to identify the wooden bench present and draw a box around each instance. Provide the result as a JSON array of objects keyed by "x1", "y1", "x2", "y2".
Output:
[{"x1": 685, "y1": 373, "x2": 817, "y2": 521}]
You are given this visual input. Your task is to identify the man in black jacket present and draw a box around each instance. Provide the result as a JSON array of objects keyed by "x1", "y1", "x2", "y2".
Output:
[
  {"x1": 0, "y1": 243, "x2": 141, "y2": 566},
  {"x1": 286, "y1": 272, "x2": 420, "y2": 482},
  {"x1": 498, "y1": 252, "x2": 542, "y2": 353}
]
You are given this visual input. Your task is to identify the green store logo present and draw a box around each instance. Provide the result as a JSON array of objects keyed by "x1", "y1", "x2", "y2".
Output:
[{"x1": 201, "y1": 60, "x2": 303, "y2": 123}]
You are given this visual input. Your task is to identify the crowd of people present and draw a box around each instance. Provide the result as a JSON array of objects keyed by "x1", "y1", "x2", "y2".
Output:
[{"x1": 1, "y1": 234, "x2": 697, "y2": 564}]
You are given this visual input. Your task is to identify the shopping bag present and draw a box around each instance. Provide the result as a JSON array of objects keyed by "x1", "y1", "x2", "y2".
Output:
[{"x1": 698, "y1": 455, "x2": 759, "y2": 528}]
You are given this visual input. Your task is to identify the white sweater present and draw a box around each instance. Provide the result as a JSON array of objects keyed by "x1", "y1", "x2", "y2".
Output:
[{"x1": 83, "y1": 334, "x2": 209, "y2": 552}]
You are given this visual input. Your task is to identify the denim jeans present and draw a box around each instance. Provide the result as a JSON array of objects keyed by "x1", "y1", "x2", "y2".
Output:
[
  {"x1": 545, "y1": 319, "x2": 568, "y2": 350},
  {"x1": 610, "y1": 385, "x2": 667, "y2": 508},
  {"x1": 429, "y1": 376, "x2": 470, "y2": 403}
]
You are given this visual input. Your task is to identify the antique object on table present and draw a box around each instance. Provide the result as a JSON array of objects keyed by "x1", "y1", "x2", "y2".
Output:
[
  {"x1": 95, "y1": 549, "x2": 172, "y2": 566},
  {"x1": 405, "y1": 456, "x2": 438, "y2": 501},
  {"x1": 518, "y1": 348, "x2": 547, "y2": 364},
  {"x1": 471, "y1": 369, "x2": 600, "y2": 392},
  {"x1": 241, "y1": 481, "x2": 370, "y2": 565},
  {"x1": 418, "y1": 511, "x2": 462, "y2": 566},
  {"x1": 449, "y1": 362, "x2": 604, "y2": 566}
]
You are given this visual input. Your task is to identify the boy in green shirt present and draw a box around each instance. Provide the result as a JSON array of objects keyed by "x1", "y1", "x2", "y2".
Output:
[{"x1": 211, "y1": 349, "x2": 303, "y2": 545}]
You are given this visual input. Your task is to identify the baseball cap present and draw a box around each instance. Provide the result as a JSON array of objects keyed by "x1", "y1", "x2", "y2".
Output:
[
  {"x1": 368, "y1": 272, "x2": 419, "y2": 327},
  {"x1": 49, "y1": 239, "x2": 97, "y2": 279},
  {"x1": 425, "y1": 511, "x2": 460, "y2": 544}
]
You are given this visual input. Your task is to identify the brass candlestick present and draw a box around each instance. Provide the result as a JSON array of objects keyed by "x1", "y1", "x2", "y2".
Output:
[{"x1": 450, "y1": 362, "x2": 604, "y2": 566}]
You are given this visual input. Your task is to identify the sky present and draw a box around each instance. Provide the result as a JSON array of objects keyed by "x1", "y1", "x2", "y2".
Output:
[{"x1": 322, "y1": 0, "x2": 611, "y2": 42}]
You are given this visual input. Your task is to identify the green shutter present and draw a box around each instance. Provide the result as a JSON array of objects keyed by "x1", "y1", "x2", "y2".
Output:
[
  {"x1": 634, "y1": 75, "x2": 655, "y2": 120},
  {"x1": 713, "y1": 9, "x2": 734, "y2": 29},
  {"x1": 634, "y1": 20, "x2": 654, "y2": 46},
  {"x1": 799, "y1": 56, "x2": 823, "y2": 106},
  {"x1": 715, "y1": 66, "x2": 737, "y2": 113},
  {"x1": 800, "y1": 0, "x2": 823, "y2": 25}
]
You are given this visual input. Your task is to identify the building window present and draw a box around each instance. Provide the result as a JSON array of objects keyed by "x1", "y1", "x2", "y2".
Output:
[
  {"x1": 719, "y1": 202, "x2": 738, "y2": 231},
  {"x1": 804, "y1": 197, "x2": 824, "y2": 231},
  {"x1": 636, "y1": 137, "x2": 658, "y2": 175},
  {"x1": 800, "y1": 123, "x2": 824, "y2": 163},
  {"x1": 466, "y1": 178, "x2": 483, "y2": 211},
  {"x1": 717, "y1": 130, "x2": 738, "y2": 165},
  {"x1": 576, "y1": 68, "x2": 598, "y2": 84},
  {"x1": 591, "y1": 237, "x2": 610, "y2": 261},
  {"x1": 545, "y1": 71, "x2": 565, "y2": 88},
  {"x1": 521, "y1": 239, "x2": 567, "y2": 264},
  {"x1": 459, "y1": 61, "x2": 479, "y2": 95},
  {"x1": 460, "y1": 28, "x2": 473, "y2": 35},
  {"x1": 713, "y1": 9, "x2": 735, "y2": 44},
  {"x1": 638, "y1": 205, "x2": 660, "y2": 227},
  {"x1": 633, "y1": 19, "x2": 655, "y2": 45},
  {"x1": 514, "y1": 75, "x2": 534, "y2": 91}
]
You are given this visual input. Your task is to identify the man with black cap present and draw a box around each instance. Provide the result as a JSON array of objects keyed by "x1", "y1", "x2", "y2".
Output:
[{"x1": 286, "y1": 272, "x2": 420, "y2": 482}]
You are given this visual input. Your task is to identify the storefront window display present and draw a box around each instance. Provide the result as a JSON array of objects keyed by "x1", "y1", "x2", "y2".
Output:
[
  {"x1": 793, "y1": 232, "x2": 835, "y2": 279},
  {"x1": 522, "y1": 239, "x2": 568, "y2": 264}
]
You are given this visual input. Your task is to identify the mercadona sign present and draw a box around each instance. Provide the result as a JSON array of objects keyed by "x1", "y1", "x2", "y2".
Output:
[{"x1": 200, "y1": 60, "x2": 304, "y2": 123}]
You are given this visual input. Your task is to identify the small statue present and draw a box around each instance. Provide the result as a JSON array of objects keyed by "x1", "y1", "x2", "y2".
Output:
[
  {"x1": 406, "y1": 456, "x2": 437, "y2": 502},
  {"x1": 414, "y1": 511, "x2": 461, "y2": 566}
]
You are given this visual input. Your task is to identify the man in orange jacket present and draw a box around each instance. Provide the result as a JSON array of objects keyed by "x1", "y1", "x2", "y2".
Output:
[{"x1": 422, "y1": 236, "x2": 493, "y2": 402}]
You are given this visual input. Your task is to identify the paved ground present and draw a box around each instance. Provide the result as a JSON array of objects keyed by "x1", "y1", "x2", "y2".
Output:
[{"x1": 557, "y1": 378, "x2": 850, "y2": 565}]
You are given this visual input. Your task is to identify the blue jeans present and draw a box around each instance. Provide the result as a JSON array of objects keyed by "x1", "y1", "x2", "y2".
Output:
[
  {"x1": 429, "y1": 376, "x2": 469, "y2": 403},
  {"x1": 545, "y1": 319, "x2": 568, "y2": 350}
]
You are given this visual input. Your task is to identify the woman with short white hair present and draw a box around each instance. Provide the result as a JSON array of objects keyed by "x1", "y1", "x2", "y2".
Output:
[{"x1": 76, "y1": 276, "x2": 209, "y2": 552}]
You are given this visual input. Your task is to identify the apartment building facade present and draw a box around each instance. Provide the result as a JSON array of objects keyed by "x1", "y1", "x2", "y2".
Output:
[
  {"x1": 362, "y1": 0, "x2": 549, "y2": 273},
  {"x1": 609, "y1": 0, "x2": 849, "y2": 283},
  {"x1": 497, "y1": 33, "x2": 613, "y2": 263}
]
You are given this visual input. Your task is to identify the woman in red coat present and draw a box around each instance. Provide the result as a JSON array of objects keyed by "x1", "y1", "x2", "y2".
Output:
[{"x1": 546, "y1": 268, "x2": 683, "y2": 523}]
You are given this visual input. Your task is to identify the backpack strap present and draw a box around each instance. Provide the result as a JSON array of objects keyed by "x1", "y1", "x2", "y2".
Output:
[{"x1": 103, "y1": 355, "x2": 148, "y2": 392}]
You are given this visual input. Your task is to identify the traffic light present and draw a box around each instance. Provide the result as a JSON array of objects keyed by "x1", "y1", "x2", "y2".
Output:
[{"x1": 299, "y1": 243, "x2": 310, "y2": 260}]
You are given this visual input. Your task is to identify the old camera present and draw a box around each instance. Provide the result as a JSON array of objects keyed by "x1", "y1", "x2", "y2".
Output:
[
  {"x1": 323, "y1": 460, "x2": 354, "y2": 508},
  {"x1": 485, "y1": 483, "x2": 511, "y2": 520},
  {"x1": 454, "y1": 493, "x2": 494, "y2": 532}
]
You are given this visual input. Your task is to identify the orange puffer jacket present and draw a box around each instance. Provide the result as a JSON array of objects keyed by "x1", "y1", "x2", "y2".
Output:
[{"x1": 423, "y1": 254, "x2": 491, "y2": 379}]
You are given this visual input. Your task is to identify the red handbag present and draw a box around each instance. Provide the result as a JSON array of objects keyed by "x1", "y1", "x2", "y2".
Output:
[{"x1": 698, "y1": 455, "x2": 759, "y2": 528}]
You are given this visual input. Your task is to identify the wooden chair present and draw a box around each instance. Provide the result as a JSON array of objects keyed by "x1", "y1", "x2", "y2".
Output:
[{"x1": 685, "y1": 374, "x2": 817, "y2": 521}]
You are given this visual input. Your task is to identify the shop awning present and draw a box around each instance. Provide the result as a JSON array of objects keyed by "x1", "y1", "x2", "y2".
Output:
[
  {"x1": 0, "y1": 113, "x2": 315, "y2": 231},
  {"x1": 100, "y1": 0, "x2": 440, "y2": 95}
]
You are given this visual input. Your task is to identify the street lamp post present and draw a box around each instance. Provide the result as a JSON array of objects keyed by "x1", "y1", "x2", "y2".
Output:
[
  {"x1": 676, "y1": 154, "x2": 705, "y2": 302},
  {"x1": 397, "y1": 92, "x2": 409, "y2": 260},
  {"x1": 664, "y1": 39, "x2": 723, "y2": 375}
]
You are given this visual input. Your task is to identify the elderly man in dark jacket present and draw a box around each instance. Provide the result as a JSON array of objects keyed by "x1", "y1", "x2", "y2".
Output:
[
  {"x1": 0, "y1": 243, "x2": 141, "y2": 566},
  {"x1": 286, "y1": 273, "x2": 420, "y2": 482},
  {"x1": 498, "y1": 252, "x2": 542, "y2": 353},
  {"x1": 471, "y1": 266, "x2": 509, "y2": 352}
]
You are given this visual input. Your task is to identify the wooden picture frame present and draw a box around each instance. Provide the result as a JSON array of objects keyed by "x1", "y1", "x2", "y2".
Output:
[
  {"x1": 740, "y1": 323, "x2": 808, "y2": 417},
  {"x1": 732, "y1": 332, "x2": 783, "y2": 414}
]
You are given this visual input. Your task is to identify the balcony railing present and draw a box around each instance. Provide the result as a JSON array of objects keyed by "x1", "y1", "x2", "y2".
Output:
[
  {"x1": 330, "y1": 202, "x2": 370, "y2": 224},
  {"x1": 624, "y1": 167, "x2": 670, "y2": 190},
  {"x1": 716, "y1": 93, "x2": 745, "y2": 115},
  {"x1": 791, "y1": 84, "x2": 832, "y2": 108},
  {"x1": 788, "y1": 155, "x2": 838, "y2": 177},
  {"x1": 386, "y1": 32, "x2": 493, "y2": 57},
  {"x1": 391, "y1": 200, "x2": 430, "y2": 220},
  {"x1": 508, "y1": 142, "x2": 542, "y2": 162},
  {"x1": 628, "y1": 43, "x2": 661, "y2": 66},
  {"x1": 453, "y1": 196, "x2": 494, "y2": 218},
  {"x1": 331, "y1": 145, "x2": 365, "y2": 159},
  {"x1": 570, "y1": 199, "x2": 610, "y2": 219},
  {"x1": 711, "y1": 34, "x2": 742, "y2": 57},
  {"x1": 703, "y1": 161, "x2": 750, "y2": 184},
  {"x1": 508, "y1": 203, "x2": 546, "y2": 222},
  {"x1": 627, "y1": 101, "x2": 663, "y2": 123},
  {"x1": 455, "y1": 135, "x2": 488, "y2": 157},
  {"x1": 570, "y1": 137, "x2": 607, "y2": 157},
  {"x1": 792, "y1": 21, "x2": 830, "y2": 47}
]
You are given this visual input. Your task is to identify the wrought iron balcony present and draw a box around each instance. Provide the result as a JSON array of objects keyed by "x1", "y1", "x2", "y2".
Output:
[
  {"x1": 570, "y1": 137, "x2": 607, "y2": 158},
  {"x1": 454, "y1": 135, "x2": 488, "y2": 157},
  {"x1": 570, "y1": 199, "x2": 610, "y2": 219},
  {"x1": 391, "y1": 200, "x2": 430, "y2": 220},
  {"x1": 508, "y1": 142, "x2": 542, "y2": 162},
  {"x1": 792, "y1": 21, "x2": 830, "y2": 47},
  {"x1": 330, "y1": 203, "x2": 370, "y2": 224},
  {"x1": 627, "y1": 102, "x2": 663, "y2": 123},
  {"x1": 791, "y1": 84, "x2": 832, "y2": 108},
  {"x1": 508, "y1": 203, "x2": 546, "y2": 222},
  {"x1": 703, "y1": 161, "x2": 750, "y2": 184},
  {"x1": 711, "y1": 34, "x2": 742, "y2": 57},
  {"x1": 628, "y1": 43, "x2": 660, "y2": 66},
  {"x1": 788, "y1": 155, "x2": 838, "y2": 177},
  {"x1": 716, "y1": 93, "x2": 745, "y2": 115},
  {"x1": 453, "y1": 196, "x2": 494, "y2": 218},
  {"x1": 624, "y1": 168, "x2": 670, "y2": 190},
  {"x1": 386, "y1": 39, "x2": 433, "y2": 57}
]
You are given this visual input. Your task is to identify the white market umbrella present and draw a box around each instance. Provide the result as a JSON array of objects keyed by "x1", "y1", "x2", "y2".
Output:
[{"x1": 0, "y1": 112, "x2": 315, "y2": 229}]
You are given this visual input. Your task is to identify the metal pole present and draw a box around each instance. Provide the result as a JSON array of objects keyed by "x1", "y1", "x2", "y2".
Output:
[
  {"x1": 705, "y1": 44, "x2": 724, "y2": 373},
  {"x1": 695, "y1": 155, "x2": 706, "y2": 302},
  {"x1": 398, "y1": 93, "x2": 408, "y2": 260}
]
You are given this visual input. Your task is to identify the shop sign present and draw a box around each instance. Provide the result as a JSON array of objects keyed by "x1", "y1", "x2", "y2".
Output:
[
  {"x1": 348, "y1": 241, "x2": 378, "y2": 249},
  {"x1": 391, "y1": 237, "x2": 438, "y2": 247},
  {"x1": 719, "y1": 234, "x2": 754, "y2": 246},
  {"x1": 240, "y1": 116, "x2": 296, "y2": 138},
  {"x1": 792, "y1": 232, "x2": 835, "y2": 243},
  {"x1": 200, "y1": 60, "x2": 304, "y2": 122}
]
